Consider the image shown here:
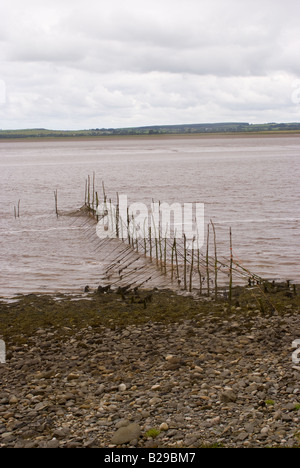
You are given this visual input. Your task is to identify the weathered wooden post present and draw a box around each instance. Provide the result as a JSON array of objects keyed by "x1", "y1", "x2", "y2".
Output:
[
  {"x1": 149, "y1": 227, "x2": 152, "y2": 262},
  {"x1": 116, "y1": 192, "x2": 120, "y2": 238},
  {"x1": 206, "y1": 224, "x2": 210, "y2": 296},
  {"x1": 171, "y1": 239, "x2": 175, "y2": 280},
  {"x1": 229, "y1": 227, "x2": 233, "y2": 305},
  {"x1": 189, "y1": 236, "x2": 195, "y2": 292},
  {"x1": 197, "y1": 241, "x2": 203, "y2": 295},
  {"x1": 96, "y1": 192, "x2": 99, "y2": 222},
  {"x1": 211, "y1": 220, "x2": 218, "y2": 300},
  {"x1": 183, "y1": 234, "x2": 187, "y2": 290},
  {"x1": 92, "y1": 171, "x2": 95, "y2": 211}
]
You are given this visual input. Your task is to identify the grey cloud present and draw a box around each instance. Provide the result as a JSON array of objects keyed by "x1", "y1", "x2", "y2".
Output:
[
  {"x1": 1, "y1": 0, "x2": 300, "y2": 129},
  {"x1": 3, "y1": 0, "x2": 299, "y2": 76}
]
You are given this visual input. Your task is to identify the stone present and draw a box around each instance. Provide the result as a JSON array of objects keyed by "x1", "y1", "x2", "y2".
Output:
[
  {"x1": 115, "y1": 419, "x2": 131, "y2": 429},
  {"x1": 53, "y1": 428, "x2": 71, "y2": 439},
  {"x1": 67, "y1": 373, "x2": 80, "y2": 381},
  {"x1": 44, "y1": 439, "x2": 60, "y2": 449},
  {"x1": 35, "y1": 371, "x2": 54, "y2": 380},
  {"x1": 165, "y1": 355, "x2": 175, "y2": 361},
  {"x1": 95, "y1": 384, "x2": 105, "y2": 396},
  {"x1": 210, "y1": 416, "x2": 221, "y2": 425},
  {"x1": 111, "y1": 423, "x2": 142, "y2": 445},
  {"x1": 237, "y1": 432, "x2": 249, "y2": 441},
  {"x1": 151, "y1": 385, "x2": 161, "y2": 391},
  {"x1": 149, "y1": 397, "x2": 162, "y2": 406},
  {"x1": 220, "y1": 390, "x2": 237, "y2": 403},
  {"x1": 1, "y1": 432, "x2": 13, "y2": 439},
  {"x1": 244, "y1": 423, "x2": 255, "y2": 434},
  {"x1": 261, "y1": 426, "x2": 270, "y2": 436},
  {"x1": 159, "y1": 423, "x2": 169, "y2": 431},
  {"x1": 9, "y1": 395, "x2": 18, "y2": 405},
  {"x1": 35, "y1": 402, "x2": 48, "y2": 411}
]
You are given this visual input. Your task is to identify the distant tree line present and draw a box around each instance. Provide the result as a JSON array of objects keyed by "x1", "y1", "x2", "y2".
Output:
[{"x1": 1, "y1": 122, "x2": 300, "y2": 139}]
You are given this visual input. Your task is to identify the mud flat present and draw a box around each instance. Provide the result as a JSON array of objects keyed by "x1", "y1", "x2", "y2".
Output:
[{"x1": 0, "y1": 285, "x2": 299, "y2": 448}]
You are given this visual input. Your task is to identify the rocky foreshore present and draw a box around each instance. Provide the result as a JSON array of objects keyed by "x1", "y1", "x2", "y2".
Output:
[{"x1": 0, "y1": 285, "x2": 299, "y2": 448}]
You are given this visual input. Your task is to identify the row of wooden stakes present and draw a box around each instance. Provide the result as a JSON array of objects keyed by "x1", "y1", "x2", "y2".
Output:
[{"x1": 82, "y1": 173, "x2": 263, "y2": 302}]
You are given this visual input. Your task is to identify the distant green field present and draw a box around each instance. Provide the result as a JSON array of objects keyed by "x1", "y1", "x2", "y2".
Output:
[{"x1": 1, "y1": 122, "x2": 300, "y2": 139}]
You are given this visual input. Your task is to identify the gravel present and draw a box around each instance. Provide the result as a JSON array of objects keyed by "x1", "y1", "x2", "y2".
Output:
[{"x1": 0, "y1": 291, "x2": 299, "y2": 448}]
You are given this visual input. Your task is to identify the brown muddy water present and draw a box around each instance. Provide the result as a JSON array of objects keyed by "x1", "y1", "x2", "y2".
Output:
[{"x1": 0, "y1": 135, "x2": 299, "y2": 297}]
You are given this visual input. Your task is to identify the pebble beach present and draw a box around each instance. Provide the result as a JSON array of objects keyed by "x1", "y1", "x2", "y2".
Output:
[{"x1": 0, "y1": 285, "x2": 299, "y2": 448}]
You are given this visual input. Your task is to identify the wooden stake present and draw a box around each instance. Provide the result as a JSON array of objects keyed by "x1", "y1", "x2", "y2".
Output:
[
  {"x1": 143, "y1": 218, "x2": 147, "y2": 256},
  {"x1": 174, "y1": 237, "x2": 179, "y2": 279},
  {"x1": 131, "y1": 215, "x2": 135, "y2": 248},
  {"x1": 171, "y1": 239, "x2": 175, "y2": 280},
  {"x1": 149, "y1": 227, "x2": 152, "y2": 262},
  {"x1": 116, "y1": 192, "x2": 120, "y2": 238},
  {"x1": 189, "y1": 237, "x2": 195, "y2": 292},
  {"x1": 211, "y1": 220, "x2": 218, "y2": 300},
  {"x1": 206, "y1": 224, "x2": 210, "y2": 296},
  {"x1": 155, "y1": 237, "x2": 159, "y2": 266},
  {"x1": 120, "y1": 207, "x2": 124, "y2": 242},
  {"x1": 184, "y1": 234, "x2": 187, "y2": 290},
  {"x1": 102, "y1": 181, "x2": 106, "y2": 203},
  {"x1": 96, "y1": 192, "x2": 99, "y2": 222},
  {"x1": 109, "y1": 198, "x2": 114, "y2": 234},
  {"x1": 164, "y1": 236, "x2": 167, "y2": 275},
  {"x1": 197, "y1": 242, "x2": 203, "y2": 295},
  {"x1": 229, "y1": 227, "x2": 233, "y2": 305},
  {"x1": 92, "y1": 172, "x2": 95, "y2": 211},
  {"x1": 158, "y1": 201, "x2": 163, "y2": 270},
  {"x1": 127, "y1": 208, "x2": 131, "y2": 245},
  {"x1": 158, "y1": 230, "x2": 163, "y2": 271}
]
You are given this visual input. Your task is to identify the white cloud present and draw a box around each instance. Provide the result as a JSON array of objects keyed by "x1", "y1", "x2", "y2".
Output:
[{"x1": 1, "y1": 0, "x2": 300, "y2": 129}]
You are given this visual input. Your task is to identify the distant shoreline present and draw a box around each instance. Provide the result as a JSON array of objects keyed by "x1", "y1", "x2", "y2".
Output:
[{"x1": 1, "y1": 131, "x2": 300, "y2": 143}]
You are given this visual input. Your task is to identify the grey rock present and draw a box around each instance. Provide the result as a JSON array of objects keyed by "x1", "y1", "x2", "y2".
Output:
[
  {"x1": 42, "y1": 439, "x2": 60, "y2": 449},
  {"x1": 237, "y1": 432, "x2": 249, "y2": 441},
  {"x1": 220, "y1": 390, "x2": 238, "y2": 403},
  {"x1": 244, "y1": 423, "x2": 255, "y2": 434},
  {"x1": 95, "y1": 384, "x2": 105, "y2": 396},
  {"x1": 111, "y1": 423, "x2": 141, "y2": 445},
  {"x1": 115, "y1": 419, "x2": 131, "y2": 429}
]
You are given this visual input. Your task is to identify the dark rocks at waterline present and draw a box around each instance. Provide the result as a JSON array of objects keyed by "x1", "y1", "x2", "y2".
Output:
[
  {"x1": 116, "y1": 285, "x2": 131, "y2": 295},
  {"x1": 97, "y1": 285, "x2": 111, "y2": 294}
]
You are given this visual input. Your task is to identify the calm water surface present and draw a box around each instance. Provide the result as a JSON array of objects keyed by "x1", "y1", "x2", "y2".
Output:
[{"x1": 0, "y1": 135, "x2": 299, "y2": 297}]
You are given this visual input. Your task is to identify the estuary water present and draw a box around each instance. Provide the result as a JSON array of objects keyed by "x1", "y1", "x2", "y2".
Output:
[{"x1": 0, "y1": 135, "x2": 299, "y2": 297}]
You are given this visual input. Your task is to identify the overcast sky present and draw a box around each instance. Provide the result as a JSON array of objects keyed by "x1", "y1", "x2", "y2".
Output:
[{"x1": 1, "y1": 0, "x2": 300, "y2": 130}]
